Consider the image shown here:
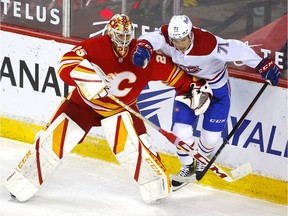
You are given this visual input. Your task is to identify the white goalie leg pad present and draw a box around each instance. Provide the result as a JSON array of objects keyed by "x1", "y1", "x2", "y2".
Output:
[
  {"x1": 138, "y1": 134, "x2": 171, "y2": 203},
  {"x1": 101, "y1": 111, "x2": 171, "y2": 203},
  {"x1": 2, "y1": 113, "x2": 85, "y2": 202}
]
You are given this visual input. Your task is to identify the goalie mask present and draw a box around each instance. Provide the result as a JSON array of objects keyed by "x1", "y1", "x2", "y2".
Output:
[
  {"x1": 106, "y1": 14, "x2": 135, "y2": 57},
  {"x1": 168, "y1": 15, "x2": 193, "y2": 53}
]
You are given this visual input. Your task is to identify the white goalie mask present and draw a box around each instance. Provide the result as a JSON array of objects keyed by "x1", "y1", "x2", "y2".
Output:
[
  {"x1": 106, "y1": 14, "x2": 135, "y2": 56},
  {"x1": 168, "y1": 15, "x2": 193, "y2": 41}
]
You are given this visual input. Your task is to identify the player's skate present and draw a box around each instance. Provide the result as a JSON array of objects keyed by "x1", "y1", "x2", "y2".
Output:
[
  {"x1": 195, "y1": 160, "x2": 206, "y2": 179},
  {"x1": 171, "y1": 160, "x2": 195, "y2": 192}
]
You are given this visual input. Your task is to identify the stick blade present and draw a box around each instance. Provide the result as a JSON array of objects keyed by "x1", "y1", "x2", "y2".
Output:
[
  {"x1": 170, "y1": 174, "x2": 197, "y2": 192},
  {"x1": 230, "y1": 163, "x2": 252, "y2": 180}
]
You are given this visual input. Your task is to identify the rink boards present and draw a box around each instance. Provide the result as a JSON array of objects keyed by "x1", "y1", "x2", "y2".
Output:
[{"x1": 0, "y1": 28, "x2": 287, "y2": 205}]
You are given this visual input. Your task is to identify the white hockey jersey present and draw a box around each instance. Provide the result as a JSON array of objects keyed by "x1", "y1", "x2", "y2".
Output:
[{"x1": 139, "y1": 25, "x2": 262, "y2": 89}]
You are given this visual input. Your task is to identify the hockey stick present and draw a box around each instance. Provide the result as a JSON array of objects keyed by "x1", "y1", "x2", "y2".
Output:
[
  {"x1": 107, "y1": 94, "x2": 252, "y2": 182},
  {"x1": 196, "y1": 82, "x2": 269, "y2": 181},
  {"x1": 170, "y1": 174, "x2": 197, "y2": 192},
  {"x1": 85, "y1": 60, "x2": 252, "y2": 182}
]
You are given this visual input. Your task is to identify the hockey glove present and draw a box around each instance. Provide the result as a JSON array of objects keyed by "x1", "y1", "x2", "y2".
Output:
[
  {"x1": 176, "y1": 79, "x2": 213, "y2": 116},
  {"x1": 187, "y1": 79, "x2": 213, "y2": 115},
  {"x1": 132, "y1": 40, "x2": 153, "y2": 68},
  {"x1": 256, "y1": 56, "x2": 281, "y2": 86}
]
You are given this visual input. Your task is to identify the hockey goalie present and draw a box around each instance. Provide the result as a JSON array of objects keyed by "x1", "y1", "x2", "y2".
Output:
[{"x1": 2, "y1": 14, "x2": 198, "y2": 203}]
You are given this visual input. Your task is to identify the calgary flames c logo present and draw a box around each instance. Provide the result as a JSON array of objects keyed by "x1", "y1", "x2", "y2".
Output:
[{"x1": 107, "y1": 71, "x2": 137, "y2": 97}]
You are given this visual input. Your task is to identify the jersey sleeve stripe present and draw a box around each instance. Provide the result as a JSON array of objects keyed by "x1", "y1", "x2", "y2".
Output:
[{"x1": 167, "y1": 67, "x2": 186, "y2": 86}]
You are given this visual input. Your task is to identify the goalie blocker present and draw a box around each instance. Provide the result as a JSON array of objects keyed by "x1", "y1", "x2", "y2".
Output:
[{"x1": 101, "y1": 111, "x2": 171, "y2": 203}]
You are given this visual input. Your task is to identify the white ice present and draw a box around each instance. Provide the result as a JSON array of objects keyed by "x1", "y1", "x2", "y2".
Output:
[{"x1": 0, "y1": 138, "x2": 287, "y2": 216}]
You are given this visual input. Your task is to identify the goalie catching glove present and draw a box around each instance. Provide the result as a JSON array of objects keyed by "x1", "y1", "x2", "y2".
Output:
[{"x1": 176, "y1": 78, "x2": 213, "y2": 116}]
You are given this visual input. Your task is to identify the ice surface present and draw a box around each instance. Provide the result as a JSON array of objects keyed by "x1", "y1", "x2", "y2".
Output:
[{"x1": 0, "y1": 138, "x2": 287, "y2": 216}]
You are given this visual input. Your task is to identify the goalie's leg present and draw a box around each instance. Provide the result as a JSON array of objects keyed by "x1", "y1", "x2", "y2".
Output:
[
  {"x1": 101, "y1": 111, "x2": 171, "y2": 203},
  {"x1": 2, "y1": 113, "x2": 85, "y2": 202},
  {"x1": 2, "y1": 93, "x2": 101, "y2": 202}
]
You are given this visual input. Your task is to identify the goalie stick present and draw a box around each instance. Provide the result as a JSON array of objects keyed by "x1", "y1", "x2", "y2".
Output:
[
  {"x1": 85, "y1": 60, "x2": 252, "y2": 183},
  {"x1": 196, "y1": 82, "x2": 269, "y2": 181}
]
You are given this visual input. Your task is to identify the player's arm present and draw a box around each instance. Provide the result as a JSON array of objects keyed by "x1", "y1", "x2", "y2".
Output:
[
  {"x1": 132, "y1": 28, "x2": 167, "y2": 68},
  {"x1": 149, "y1": 52, "x2": 213, "y2": 115},
  {"x1": 214, "y1": 37, "x2": 281, "y2": 86},
  {"x1": 149, "y1": 52, "x2": 194, "y2": 92},
  {"x1": 58, "y1": 44, "x2": 109, "y2": 100},
  {"x1": 57, "y1": 45, "x2": 89, "y2": 86},
  {"x1": 169, "y1": 67, "x2": 213, "y2": 116}
]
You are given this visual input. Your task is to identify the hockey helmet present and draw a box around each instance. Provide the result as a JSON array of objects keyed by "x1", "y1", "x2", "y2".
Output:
[
  {"x1": 168, "y1": 15, "x2": 193, "y2": 40},
  {"x1": 106, "y1": 14, "x2": 134, "y2": 56}
]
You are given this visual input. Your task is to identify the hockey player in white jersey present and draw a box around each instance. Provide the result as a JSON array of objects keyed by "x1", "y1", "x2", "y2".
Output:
[{"x1": 132, "y1": 15, "x2": 281, "y2": 190}]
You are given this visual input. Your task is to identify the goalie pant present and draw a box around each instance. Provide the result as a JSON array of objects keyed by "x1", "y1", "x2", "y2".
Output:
[{"x1": 2, "y1": 91, "x2": 169, "y2": 203}]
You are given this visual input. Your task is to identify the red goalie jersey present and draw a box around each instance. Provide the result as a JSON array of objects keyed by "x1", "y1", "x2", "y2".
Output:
[{"x1": 55, "y1": 35, "x2": 193, "y2": 136}]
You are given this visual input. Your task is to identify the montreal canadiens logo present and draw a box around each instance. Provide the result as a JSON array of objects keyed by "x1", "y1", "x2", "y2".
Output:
[{"x1": 179, "y1": 65, "x2": 201, "y2": 73}]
